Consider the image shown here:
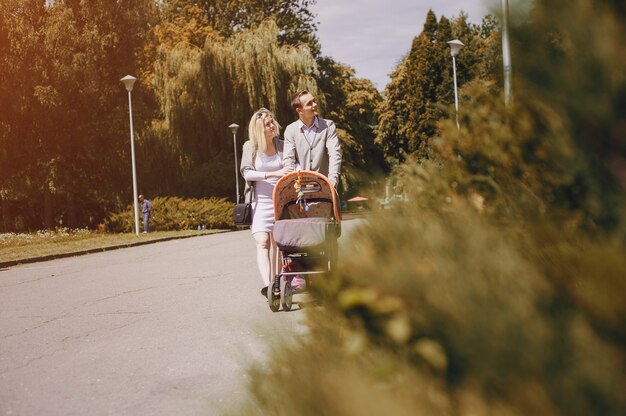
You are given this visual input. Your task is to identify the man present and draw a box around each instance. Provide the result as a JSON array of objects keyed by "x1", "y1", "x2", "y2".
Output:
[
  {"x1": 283, "y1": 91, "x2": 341, "y2": 292},
  {"x1": 283, "y1": 90, "x2": 342, "y2": 187},
  {"x1": 138, "y1": 194, "x2": 152, "y2": 233}
]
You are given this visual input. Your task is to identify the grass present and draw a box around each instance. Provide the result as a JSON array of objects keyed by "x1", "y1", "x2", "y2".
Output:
[{"x1": 0, "y1": 228, "x2": 228, "y2": 264}]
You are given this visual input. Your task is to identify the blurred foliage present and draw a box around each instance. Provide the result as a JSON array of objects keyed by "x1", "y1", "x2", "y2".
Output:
[
  {"x1": 238, "y1": 2, "x2": 626, "y2": 415},
  {"x1": 511, "y1": 0, "x2": 626, "y2": 230},
  {"x1": 106, "y1": 196, "x2": 233, "y2": 232}
]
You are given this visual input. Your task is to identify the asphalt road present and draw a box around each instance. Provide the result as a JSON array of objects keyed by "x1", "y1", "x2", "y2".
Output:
[{"x1": 0, "y1": 220, "x2": 361, "y2": 415}]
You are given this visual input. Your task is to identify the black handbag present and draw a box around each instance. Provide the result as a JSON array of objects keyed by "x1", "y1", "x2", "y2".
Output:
[
  {"x1": 233, "y1": 145, "x2": 259, "y2": 227},
  {"x1": 233, "y1": 202, "x2": 252, "y2": 226},
  {"x1": 233, "y1": 180, "x2": 255, "y2": 226}
]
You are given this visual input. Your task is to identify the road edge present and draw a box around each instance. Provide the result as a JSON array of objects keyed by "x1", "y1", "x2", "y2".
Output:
[{"x1": 0, "y1": 230, "x2": 232, "y2": 269}]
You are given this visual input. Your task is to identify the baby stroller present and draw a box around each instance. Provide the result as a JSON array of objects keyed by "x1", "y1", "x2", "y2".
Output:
[{"x1": 268, "y1": 170, "x2": 341, "y2": 312}]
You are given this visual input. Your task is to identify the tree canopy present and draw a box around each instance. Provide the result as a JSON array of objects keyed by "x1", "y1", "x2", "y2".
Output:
[
  {"x1": 375, "y1": 10, "x2": 500, "y2": 163},
  {"x1": 158, "y1": 0, "x2": 320, "y2": 55},
  {"x1": 0, "y1": 0, "x2": 158, "y2": 230}
]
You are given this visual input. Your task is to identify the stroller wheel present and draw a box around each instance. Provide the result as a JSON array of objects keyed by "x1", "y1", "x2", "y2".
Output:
[
  {"x1": 268, "y1": 275, "x2": 281, "y2": 312},
  {"x1": 281, "y1": 279, "x2": 293, "y2": 311}
]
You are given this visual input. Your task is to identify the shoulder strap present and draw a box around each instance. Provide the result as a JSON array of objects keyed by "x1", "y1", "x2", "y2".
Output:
[{"x1": 243, "y1": 182, "x2": 255, "y2": 203}]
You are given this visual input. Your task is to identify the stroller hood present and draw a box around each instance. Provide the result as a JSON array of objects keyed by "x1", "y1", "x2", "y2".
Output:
[{"x1": 273, "y1": 170, "x2": 341, "y2": 222}]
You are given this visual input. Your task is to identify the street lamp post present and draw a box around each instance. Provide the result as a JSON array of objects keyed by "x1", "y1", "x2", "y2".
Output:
[
  {"x1": 229, "y1": 123, "x2": 240, "y2": 203},
  {"x1": 447, "y1": 39, "x2": 464, "y2": 130},
  {"x1": 501, "y1": 0, "x2": 512, "y2": 107},
  {"x1": 120, "y1": 75, "x2": 140, "y2": 236}
]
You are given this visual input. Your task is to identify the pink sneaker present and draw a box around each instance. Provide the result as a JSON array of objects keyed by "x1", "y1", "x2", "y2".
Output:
[{"x1": 291, "y1": 275, "x2": 306, "y2": 291}]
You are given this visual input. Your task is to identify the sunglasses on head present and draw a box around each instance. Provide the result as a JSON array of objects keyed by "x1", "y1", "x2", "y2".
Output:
[{"x1": 256, "y1": 108, "x2": 269, "y2": 118}]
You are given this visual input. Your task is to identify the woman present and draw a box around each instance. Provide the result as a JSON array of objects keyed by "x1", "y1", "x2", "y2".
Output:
[{"x1": 240, "y1": 108, "x2": 293, "y2": 297}]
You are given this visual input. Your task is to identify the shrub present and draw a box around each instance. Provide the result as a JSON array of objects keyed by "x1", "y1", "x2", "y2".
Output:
[
  {"x1": 238, "y1": 28, "x2": 625, "y2": 416},
  {"x1": 234, "y1": 2, "x2": 626, "y2": 414},
  {"x1": 106, "y1": 196, "x2": 234, "y2": 233}
]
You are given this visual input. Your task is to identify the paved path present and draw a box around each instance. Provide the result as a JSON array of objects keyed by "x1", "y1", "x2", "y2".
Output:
[{"x1": 0, "y1": 222, "x2": 362, "y2": 415}]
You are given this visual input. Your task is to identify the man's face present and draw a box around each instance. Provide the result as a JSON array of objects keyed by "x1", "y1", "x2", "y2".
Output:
[{"x1": 297, "y1": 93, "x2": 318, "y2": 120}]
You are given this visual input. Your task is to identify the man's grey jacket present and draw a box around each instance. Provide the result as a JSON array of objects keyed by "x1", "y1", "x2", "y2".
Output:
[{"x1": 282, "y1": 117, "x2": 341, "y2": 185}]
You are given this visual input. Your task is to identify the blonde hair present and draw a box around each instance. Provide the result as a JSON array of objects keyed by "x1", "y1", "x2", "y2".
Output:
[{"x1": 247, "y1": 107, "x2": 281, "y2": 154}]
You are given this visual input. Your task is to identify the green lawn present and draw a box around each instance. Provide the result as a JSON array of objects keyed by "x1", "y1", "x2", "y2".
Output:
[{"x1": 0, "y1": 229, "x2": 228, "y2": 264}]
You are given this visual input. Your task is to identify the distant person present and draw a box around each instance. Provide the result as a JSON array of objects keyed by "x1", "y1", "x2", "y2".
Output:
[
  {"x1": 240, "y1": 108, "x2": 293, "y2": 297},
  {"x1": 283, "y1": 90, "x2": 342, "y2": 187},
  {"x1": 138, "y1": 195, "x2": 152, "y2": 233}
]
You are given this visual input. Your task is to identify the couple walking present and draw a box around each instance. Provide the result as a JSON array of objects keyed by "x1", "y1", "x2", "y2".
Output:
[{"x1": 240, "y1": 90, "x2": 342, "y2": 297}]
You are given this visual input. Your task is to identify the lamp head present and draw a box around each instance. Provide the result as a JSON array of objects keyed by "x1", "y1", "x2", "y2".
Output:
[
  {"x1": 228, "y1": 123, "x2": 239, "y2": 135},
  {"x1": 120, "y1": 75, "x2": 137, "y2": 92},
  {"x1": 447, "y1": 39, "x2": 465, "y2": 57}
]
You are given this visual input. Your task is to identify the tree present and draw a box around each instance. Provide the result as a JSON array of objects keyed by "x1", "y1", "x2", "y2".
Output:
[
  {"x1": 474, "y1": 15, "x2": 503, "y2": 85},
  {"x1": 0, "y1": 0, "x2": 49, "y2": 230},
  {"x1": 376, "y1": 10, "x2": 445, "y2": 162},
  {"x1": 375, "y1": 59, "x2": 410, "y2": 164},
  {"x1": 158, "y1": 0, "x2": 320, "y2": 55},
  {"x1": 376, "y1": 10, "x2": 501, "y2": 163},
  {"x1": 0, "y1": 0, "x2": 158, "y2": 231},
  {"x1": 145, "y1": 19, "x2": 319, "y2": 199},
  {"x1": 315, "y1": 56, "x2": 385, "y2": 194}
]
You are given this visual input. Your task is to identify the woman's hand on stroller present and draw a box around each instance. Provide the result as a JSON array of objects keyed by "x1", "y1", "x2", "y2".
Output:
[
  {"x1": 268, "y1": 166, "x2": 294, "y2": 179},
  {"x1": 263, "y1": 167, "x2": 293, "y2": 180}
]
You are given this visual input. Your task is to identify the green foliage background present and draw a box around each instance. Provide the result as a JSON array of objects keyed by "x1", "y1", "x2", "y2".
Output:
[
  {"x1": 0, "y1": 0, "x2": 385, "y2": 232},
  {"x1": 106, "y1": 196, "x2": 234, "y2": 232}
]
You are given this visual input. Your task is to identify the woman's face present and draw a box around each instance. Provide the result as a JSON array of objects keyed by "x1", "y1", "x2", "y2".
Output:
[{"x1": 263, "y1": 115, "x2": 277, "y2": 139}]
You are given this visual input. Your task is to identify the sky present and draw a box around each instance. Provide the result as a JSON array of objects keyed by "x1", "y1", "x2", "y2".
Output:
[{"x1": 311, "y1": 0, "x2": 497, "y2": 91}]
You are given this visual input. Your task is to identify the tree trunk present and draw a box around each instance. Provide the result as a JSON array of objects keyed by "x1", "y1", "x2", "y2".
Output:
[
  {"x1": 43, "y1": 191, "x2": 53, "y2": 230},
  {"x1": 1, "y1": 197, "x2": 10, "y2": 233},
  {"x1": 67, "y1": 191, "x2": 77, "y2": 229}
]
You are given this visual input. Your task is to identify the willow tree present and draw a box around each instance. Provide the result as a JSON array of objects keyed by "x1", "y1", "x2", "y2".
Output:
[
  {"x1": 159, "y1": 0, "x2": 321, "y2": 56},
  {"x1": 147, "y1": 19, "x2": 318, "y2": 198}
]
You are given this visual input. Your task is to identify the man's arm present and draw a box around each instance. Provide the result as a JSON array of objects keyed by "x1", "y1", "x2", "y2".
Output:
[
  {"x1": 282, "y1": 124, "x2": 297, "y2": 170},
  {"x1": 325, "y1": 120, "x2": 342, "y2": 186}
]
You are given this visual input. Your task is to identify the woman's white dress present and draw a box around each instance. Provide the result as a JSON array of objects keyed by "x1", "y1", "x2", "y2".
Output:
[{"x1": 244, "y1": 152, "x2": 283, "y2": 234}]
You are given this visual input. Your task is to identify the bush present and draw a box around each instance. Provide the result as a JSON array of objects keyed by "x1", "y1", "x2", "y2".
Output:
[
  {"x1": 237, "y1": 6, "x2": 626, "y2": 412},
  {"x1": 230, "y1": 2, "x2": 626, "y2": 414},
  {"x1": 106, "y1": 196, "x2": 234, "y2": 233},
  {"x1": 239, "y1": 153, "x2": 625, "y2": 415}
]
